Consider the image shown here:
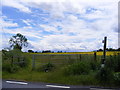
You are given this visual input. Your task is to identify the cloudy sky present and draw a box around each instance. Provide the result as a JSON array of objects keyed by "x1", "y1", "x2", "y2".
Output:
[{"x1": 1, "y1": 0, "x2": 119, "y2": 52}]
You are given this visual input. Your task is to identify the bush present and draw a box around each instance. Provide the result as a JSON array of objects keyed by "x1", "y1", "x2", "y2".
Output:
[
  {"x1": 38, "y1": 62, "x2": 55, "y2": 72},
  {"x1": 2, "y1": 49, "x2": 30, "y2": 73},
  {"x1": 96, "y1": 67, "x2": 113, "y2": 85},
  {"x1": 18, "y1": 56, "x2": 30, "y2": 68},
  {"x1": 2, "y1": 64, "x2": 20, "y2": 73},
  {"x1": 2, "y1": 49, "x2": 30, "y2": 68},
  {"x1": 95, "y1": 54, "x2": 120, "y2": 86},
  {"x1": 106, "y1": 55, "x2": 120, "y2": 72},
  {"x1": 63, "y1": 61, "x2": 90, "y2": 76},
  {"x1": 10, "y1": 65, "x2": 20, "y2": 73},
  {"x1": 113, "y1": 72, "x2": 120, "y2": 85},
  {"x1": 2, "y1": 63, "x2": 11, "y2": 72},
  {"x1": 89, "y1": 61, "x2": 100, "y2": 71}
]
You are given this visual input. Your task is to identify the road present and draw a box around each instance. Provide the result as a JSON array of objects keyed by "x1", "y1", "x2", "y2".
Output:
[{"x1": 2, "y1": 79, "x2": 119, "y2": 90}]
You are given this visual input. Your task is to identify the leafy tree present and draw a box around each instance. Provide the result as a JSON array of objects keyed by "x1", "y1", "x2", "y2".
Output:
[
  {"x1": 57, "y1": 51, "x2": 62, "y2": 53},
  {"x1": 108, "y1": 48, "x2": 115, "y2": 51},
  {"x1": 9, "y1": 33, "x2": 28, "y2": 51},
  {"x1": 97, "y1": 49, "x2": 103, "y2": 51},
  {"x1": 28, "y1": 50, "x2": 34, "y2": 53},
  {"x1": 42, "y1": 50, "x2": 51, "y2": 53},
  {"x1": 117, "y1": 48, "x2": 120, "y2": 51}
]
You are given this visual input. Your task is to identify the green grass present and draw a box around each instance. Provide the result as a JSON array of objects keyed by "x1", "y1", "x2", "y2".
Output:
[
  {"x1": 27, "y1": 53, "x2": 101, "y2": 69},
  {"x1": 1, "y1": 62, "x2": 107, "y2": 86},
  {"x1": 2, "y1": 54, "x2": 98, "y2": 85},
  {"x1": 2, "y1": 67, "x2": 98, "y2": 86},
  {"x1": 2, "y1": 52, "x2": 120, "y2": 87}
]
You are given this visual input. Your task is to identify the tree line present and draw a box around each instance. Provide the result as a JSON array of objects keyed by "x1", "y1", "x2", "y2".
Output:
[
  {"x1": 97, "y1": 48, "x2": 120, "y2": 52},
  {"x1": 28, "y1": 50, "x2": 63, "y2": 53}
]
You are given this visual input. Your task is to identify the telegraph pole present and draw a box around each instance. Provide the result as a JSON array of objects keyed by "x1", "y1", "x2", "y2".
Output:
[
  {"x1": 101, "y1": 36, "x2": 107, "y2": 67},
  {"x1": 103, "y1": 36, "x2": 107, "y2": 62}
]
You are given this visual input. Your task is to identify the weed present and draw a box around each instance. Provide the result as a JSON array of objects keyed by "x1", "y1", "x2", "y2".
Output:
[
  {"x1": 63, "y1": 61, "x2": 90, "y2": 76},
  {"x1": 37, "y1": 62, "x2": 55, "y2": 72}
]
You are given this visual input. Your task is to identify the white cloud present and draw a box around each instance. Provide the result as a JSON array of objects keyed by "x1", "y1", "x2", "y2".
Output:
[
  {"x1": 2, "y1": 0, "x2": 31, "y2": 13},
  {"x1": 21, "y1": 34, "x2": 84, "y2": 51},
  {"x1": 1, "y1": 0, "x2": 119, "y2": 51},
  {"x1": 40, "y1": 24, "x2": 59, "y2": 33},
  {"x1": 1, "y1": 16, "x2": 18, "y2": 28},
  {"x1": 3, "y1": 27, "x2": 42, "y2": 39},
  {"x1": 22, "y1": 19, "x2": 32, "y2": 26}
]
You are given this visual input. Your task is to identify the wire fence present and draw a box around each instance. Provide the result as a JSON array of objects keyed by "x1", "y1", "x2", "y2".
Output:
[{"x1": 32, "y1": 53, "x2": 101, "y2": 69}]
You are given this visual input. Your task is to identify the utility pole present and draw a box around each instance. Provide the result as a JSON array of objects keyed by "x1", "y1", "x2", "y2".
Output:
[{"x1": 101, "y1": 36, "x2": 107, "y2": 67}]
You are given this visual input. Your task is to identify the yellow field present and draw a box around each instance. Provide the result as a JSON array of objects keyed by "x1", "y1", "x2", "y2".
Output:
[
  {"x1": 95, "y1": 51, "x2": 120, "y2": 56},
  {"x1": 29, "y1": 51, "x2": 120, "y2": 56}
]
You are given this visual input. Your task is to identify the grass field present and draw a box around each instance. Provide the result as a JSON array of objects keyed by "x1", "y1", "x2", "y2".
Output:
[
  {"x1": 26, "y1": 51, "x2": 120, "y2": 68},
  {"x1": 2, "y1": 68, "x2": 99, "y2": 86},
  {"x1": 30, "y1": 54, "x2": 101, "y2": 69},
  {"x1": 2, "y1": 51, "x2": 120, "y2": 87},
  {"x1": 2, "y1": 52, "x2": 100, "y2": 86}
]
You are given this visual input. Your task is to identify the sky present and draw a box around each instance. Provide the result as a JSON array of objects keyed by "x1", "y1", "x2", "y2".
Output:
[{"x1": 1, "y1": 0, "x2": 119, "y2": 52}]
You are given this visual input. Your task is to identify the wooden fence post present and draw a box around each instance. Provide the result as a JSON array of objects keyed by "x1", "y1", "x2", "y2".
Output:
[
  {"x1": 79, "y1": 54, "x2": 82, "y2": 61},
  {"x1": 32, "y1": 54, "x2": 35, "y2": 70},
  {"x1": 94, "y1": 52, "x2": 97, "y2": 61}
]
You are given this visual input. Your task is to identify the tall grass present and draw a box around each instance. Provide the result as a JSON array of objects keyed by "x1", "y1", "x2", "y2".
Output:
[
  {"x1": 62, "y1": 61, "x2": 90, "y2": 76},
  {"x1": 2, "y1": 52, "x2": 120, "y2": 87}
]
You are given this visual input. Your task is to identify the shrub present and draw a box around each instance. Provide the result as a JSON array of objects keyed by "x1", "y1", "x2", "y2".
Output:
[
  {"x1": 96, "y1": 67, "x2": 113, "y2": 85},
  {"x1": 2, "y1": 63, "x2": 20, "y2": 73},
  {"x1": 89, "y1": 61, "x2": 100, "y2": 71},
  {"x1": 2, "y1": 49, "x2": 30, "y2": 73},
  {"x1": 9, "y1": 65, "x2": 20, "y2": 73},
  {"x1": 95, "y1": 54, "x2": 120, "y2": 85},
  {"x1": 113, "y1": 72, "x2": 120, "y2": 85},
  {"x1": 18, "y1": 56, "x2": 30, "y2": 68},
  {"x1": 2, "y1": 63, "x2": 11, "y2": 72},
  {"x1": 106, "y1": 55, "x2": 120, "y2": 72},
  {"x1": 63, "y1": 61, "x2": 90, "y2": 76},
  {"x1": 2, "y1": 49, "x2": 30, "y2": 68},
  {"x1": 38, "y1": 62, "x2": 55, "y2": 72}
]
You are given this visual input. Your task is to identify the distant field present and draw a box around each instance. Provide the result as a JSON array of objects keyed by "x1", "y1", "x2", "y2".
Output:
[
  {"x1": 25, "y1": 51, "x2": 120, "y2": 69},
  {"x1": 31, "y1": 54, "x2": 100, "y2": 68},
  {"x1": 28, "y1": 51, "x2": 120, "y2": 56},
  {"x1": 25, "y1": 51, "x2": 120, "y2": 68}
]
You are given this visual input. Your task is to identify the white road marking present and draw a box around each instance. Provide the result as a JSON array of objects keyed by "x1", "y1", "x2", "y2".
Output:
[
  {"x1": 6, "y1": 81, "x2": 28, "y2": 85},
  {"x1": 46, "y1": 85, "x2": 70, "y2": 88}
]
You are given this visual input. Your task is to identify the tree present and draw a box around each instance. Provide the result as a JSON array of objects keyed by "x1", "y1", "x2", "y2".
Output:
[
  {"x1": 28, "y1": 50, "x2": 34, "y2": 53},
  {"x1": 117, "y1": 48, "x2": 120, "y2": 51},
  {"x1": 97, "y1": 49, "x2": 103, "y2": 52},
  {"x1": 9, "y1": 33, "x2": 28, "y2": 51},
  {"x1": 42, "y1": 50, "x2": 51, "y2": 53},
  {"x1": 57, "y1": 51, "x2": 62, "y2": 53}
]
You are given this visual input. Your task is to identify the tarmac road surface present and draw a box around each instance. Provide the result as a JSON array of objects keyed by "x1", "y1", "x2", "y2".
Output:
[{"x1": 2, "y1": 79, "x2": 119, "y2": 90}]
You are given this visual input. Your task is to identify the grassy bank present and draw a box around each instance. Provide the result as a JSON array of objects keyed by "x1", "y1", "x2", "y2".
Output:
[
  {"x1": 2, "y1": 67, "x2": 98, "y2": 86},
  {"x1": 2, "y1": 51, "x2": 120, "y2": 87},
  {"x1": 2, "y1": 66, "x2": 119, "y2": 87}
]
